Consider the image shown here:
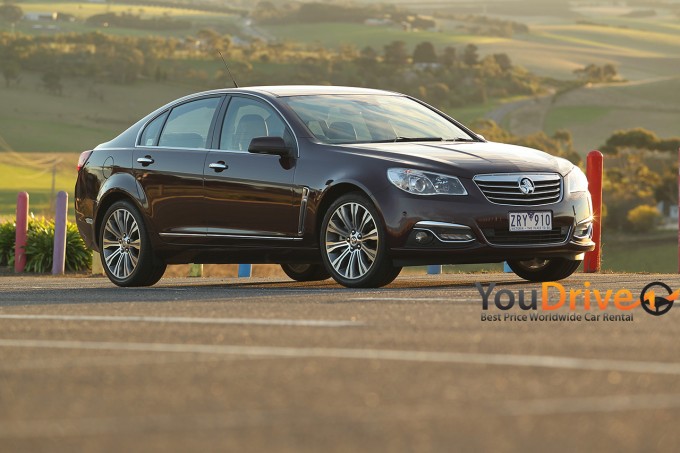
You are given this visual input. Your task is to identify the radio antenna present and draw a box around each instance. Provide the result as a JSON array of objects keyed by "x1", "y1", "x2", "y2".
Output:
[{"x1": 217, "y1": 50, "x2": 238, "y2": 88}]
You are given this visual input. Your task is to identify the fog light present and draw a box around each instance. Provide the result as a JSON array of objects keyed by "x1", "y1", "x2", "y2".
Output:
[
  {"x1": 439, "y1": 232, "x2": 474, "y2": 241},
  {"x1": 415, "y1": 231, "x2": 431, "y2": 243},
  {"x1": 574, "y1": 223, "x2": 593, "y2": 239}
]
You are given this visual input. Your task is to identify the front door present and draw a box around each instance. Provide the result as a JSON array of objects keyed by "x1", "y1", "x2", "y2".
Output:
[{"x1": 203, "y1": 95, "x2": 298, "y2": 244}]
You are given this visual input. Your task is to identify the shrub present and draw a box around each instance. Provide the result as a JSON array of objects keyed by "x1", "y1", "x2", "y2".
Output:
[
  {"x1": 24, "y1": 218, "x2": 55, "y2": 273},
  {"x1": 0, "y1": 220, "x2": 15, "y2": 266},
  {"x1": 626, "y1": 205, "x2": 661, "y2": 233},
  {"x1": 0, "y1": 218, "x2": 91, "y2": 272},
  {"x1": 65, "y1": 222, "x2": 92, "y2": 271}
]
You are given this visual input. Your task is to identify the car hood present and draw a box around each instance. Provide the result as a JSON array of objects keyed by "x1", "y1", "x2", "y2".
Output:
[{"x1": 336, "y1": 141, "x2": 572, "y2": 178}]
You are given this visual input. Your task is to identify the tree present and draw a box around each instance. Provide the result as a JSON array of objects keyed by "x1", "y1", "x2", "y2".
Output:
[
  {"x1": 196, "y1": 28, "x2": 220, "y2": 52},
  {"x1": 412, "y1": 41, "x2": 437, "y2": 64},
  {"x1": 42, "y1": 71, "x2": 62, "y2": 95},
  {"x1": 492, "y1": 53, "x2": 512, "y2": 72},
  {"x1": 602, "y1": 63, "x2": 618, "y2": 81},
  {"x1": 1, "y1": 59, "x2": 20, "y2": 87},
  {"x1": 425, "y1": 82, "x2": 449, "y2": 107},
  {"x1": 441, "y1": 46, "x2": 456, "y2": 68},
  {"x1": 383, "y1": 40, "x2": 409, "y2": 66},
  {"x1": 462, "y1": 44, "x2": 479, "y2": 66},
  {"x1": 627, "y1": 205, "x2": 660, "y2": 233},
  {"x1": 0, "y1": 3, "x2": 22, "y2": 25},
  {"x1": 654, "y1": 163, "x2": 678, "y2": 206},
  {"x1": 602, "y1": 151, "x2": 659, "y2": 231},
  {"x1": 600, "y1": 128, "x2": 659, "y2": 154}
]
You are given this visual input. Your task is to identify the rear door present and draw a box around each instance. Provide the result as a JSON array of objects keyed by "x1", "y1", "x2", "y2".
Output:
[{"x1": 133, "y1": 95, "x2": 223, "y2": 241}]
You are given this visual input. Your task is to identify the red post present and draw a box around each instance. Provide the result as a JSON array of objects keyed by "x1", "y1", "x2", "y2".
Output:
[
  {"x1": 677, "y1": 148, "x2": 680, "y2": 274},
  {"x1": 14, "y1": 192, "x2": 29, "y2": 273},
  {"x1": 584, "y1": 150, "x2": 603, "y2": 273}
]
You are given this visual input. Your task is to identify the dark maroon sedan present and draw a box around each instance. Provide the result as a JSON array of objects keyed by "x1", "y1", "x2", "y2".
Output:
[{"x1": 75, "y1": 86, "x2": 594, "y2": 288}]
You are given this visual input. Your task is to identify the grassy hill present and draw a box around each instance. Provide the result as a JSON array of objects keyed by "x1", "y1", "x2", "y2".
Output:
[
  {"x1": 260, "y1": 23, "x2": 505, "y2": 49},
  {"x1": 543, "y1": 77, "x2": 680, "y2": 152},
  {"x1": 10, "y1": 1, "x2": 241, "y2": 38},
  {"x1": 0, "y1": 72, "x2": 200, "y2": 152}
]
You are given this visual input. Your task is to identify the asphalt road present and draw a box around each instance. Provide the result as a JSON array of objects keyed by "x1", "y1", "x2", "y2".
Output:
[{"x1": 1, "y1": 272, "x2": 679, "y2": 452}]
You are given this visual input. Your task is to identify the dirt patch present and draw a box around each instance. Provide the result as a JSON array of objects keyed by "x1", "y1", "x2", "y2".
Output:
[{"x1": 164, "y1": 264, "x2": 287, "y2": 278}]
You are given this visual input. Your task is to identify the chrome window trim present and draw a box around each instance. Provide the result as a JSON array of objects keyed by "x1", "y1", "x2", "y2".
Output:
[
  {"x1": 135, "y1": 92, "x2": 301, "y2": 158},
  {"x1": 135, "y1": 95, "x2": 224, "y2": 150},
  {"x1": 136, "y1": 145, "x2": 210, "y2": 152}
]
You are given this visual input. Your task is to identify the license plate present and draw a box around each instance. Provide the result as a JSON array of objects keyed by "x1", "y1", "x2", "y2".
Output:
[{"x1": 509, "y1": 211, "x2": 552, "y2": 232}]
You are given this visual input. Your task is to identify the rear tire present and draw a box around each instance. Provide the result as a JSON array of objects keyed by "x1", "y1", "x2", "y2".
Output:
[
  {"x1": 320, "y1": 193, "x2": 401, "y2": 288},
  {"x1": 99, "y1": 200, "x2": 166, "y2": 287},
  {"x1": 281, "y1": 263, "x2": 330, "y2": 282},
  {"x1": 507, "y1": 258, "x2": 581, "y2": 282}
]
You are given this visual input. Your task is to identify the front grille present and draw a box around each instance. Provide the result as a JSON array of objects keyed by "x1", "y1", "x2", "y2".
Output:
[
  {"x1": 482, "y1": 226, "x2": 570, "y2": 246},
  {"x1": 474, "y1": 173, "x2": 562, "y2": 206}
]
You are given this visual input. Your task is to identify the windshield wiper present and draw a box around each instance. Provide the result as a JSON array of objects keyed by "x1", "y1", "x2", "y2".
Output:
[
  {"x1": 443, "y1": 137, "x2": 477, "y2": 142},
  {"x1": 367, "y1": 137, "x2": 444, "y2": 143}
]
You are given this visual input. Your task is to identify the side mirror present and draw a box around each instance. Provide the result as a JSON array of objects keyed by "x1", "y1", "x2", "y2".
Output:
[{"x1": 248, "y1": 136, "x2": 291, "y2": 157}]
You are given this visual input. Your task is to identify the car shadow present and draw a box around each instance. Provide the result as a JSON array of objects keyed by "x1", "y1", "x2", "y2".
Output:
[{"x1": 0, "y1": 275, "x2": 538, "y2": 307}]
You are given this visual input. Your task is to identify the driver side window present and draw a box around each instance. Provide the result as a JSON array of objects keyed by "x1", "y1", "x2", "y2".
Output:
[{"x1": 220, "y1": 97, "x2": 294, "y2": 152}]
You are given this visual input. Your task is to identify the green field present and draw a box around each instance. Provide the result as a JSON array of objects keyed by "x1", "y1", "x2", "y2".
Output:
[
  {"x1": 543, "y1": 106, "x2": 611, "y2": 136},
  {"x1": 0, "y1": 152, "x2": 78, "y2": 219},
  {"x1": 8, "y1": 1, "x2": 241, "y2": 38},
  {"x1": 600, "y1": 231, "x2": 678, "y2": 273},
  {"x1": 541, "y1": 78, "x2": 680, "y2": 152},
  {"x1": 0, "y1": 72, "x2": 200, "y2": 152},
  {"x1": 260, "y1": 23, "x2": 506, "y2": 50}
]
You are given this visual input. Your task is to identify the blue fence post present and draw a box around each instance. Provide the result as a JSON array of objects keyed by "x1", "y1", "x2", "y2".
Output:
[
  {"x1": 503, "y1": 261, "x2": 512, "y2": 273},
  {"x1": 427, "y1": 265, "x2": 442, "y2": 275},
  {"x1": 238, "y1": 264, "x2": 252, "y2": 278}
]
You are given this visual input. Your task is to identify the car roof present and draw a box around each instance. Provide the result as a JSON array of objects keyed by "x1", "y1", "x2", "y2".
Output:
[
  {"x1": 195, "y1": 85, "x2": 402, "y2": 98},
  {"x1": 244, "y1": 85, "x2": 401, "y2": 97}
]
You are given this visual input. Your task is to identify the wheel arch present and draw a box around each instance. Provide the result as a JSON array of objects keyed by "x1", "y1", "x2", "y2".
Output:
[
  {"x1": 94, "y1": 190, "x2": 145, "y2": 251},
  {"x1": 314, "y1": 181, "x2": 382, "y2": 241}
]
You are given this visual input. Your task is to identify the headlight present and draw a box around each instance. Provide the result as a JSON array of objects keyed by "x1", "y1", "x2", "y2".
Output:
[
  {"x1": 387, "y1": 168, "x2": 467, "y2": 195},
  {"x1": 566, "y1": 167, "x2": 588, "y2": 193}
]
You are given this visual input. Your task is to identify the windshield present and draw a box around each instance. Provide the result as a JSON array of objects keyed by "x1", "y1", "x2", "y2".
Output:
[{"x1": 282, "y1": 94, "x2": 476, "y2": 145}]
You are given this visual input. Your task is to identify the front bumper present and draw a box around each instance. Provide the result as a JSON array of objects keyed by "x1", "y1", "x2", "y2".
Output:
[{"x1": 375, "y1": 183, "x2": 595, "y2": 266}]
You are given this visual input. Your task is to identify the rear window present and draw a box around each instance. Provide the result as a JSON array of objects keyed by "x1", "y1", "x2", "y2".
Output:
[{"x1": 139, "y1": 112, "x2": 168, "y2": 147}]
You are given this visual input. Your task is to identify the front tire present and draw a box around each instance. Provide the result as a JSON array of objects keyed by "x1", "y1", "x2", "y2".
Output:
[
  {"x1": 280, "y1": 263, "x2": 330, "y2": 282},
  {"x1": 99, "y1": 200, "x2": 166, "y2": 287},
  {"x1": 320, "y1": 193, "x2": 401, "y2": 288},
  {"x1": 507, "y1": 257, "x2": 581, "y2": 282}
]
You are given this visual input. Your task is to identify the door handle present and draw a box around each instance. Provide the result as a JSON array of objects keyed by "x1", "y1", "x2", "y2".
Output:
[
  {"x1": 209, "y1": 161, "x2": 228, "y2": 172},
  {"x1": 137, "y1": 156, "x2": 154, "y2": 166}
]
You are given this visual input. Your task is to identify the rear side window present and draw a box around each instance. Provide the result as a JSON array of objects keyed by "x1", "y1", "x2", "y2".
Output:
[
  {"x1": 158, "y1": 97, "x2": 221, "y2": 149},
  {"x1": 139, "y1": 112, "x2": 168, "y2": 147}
]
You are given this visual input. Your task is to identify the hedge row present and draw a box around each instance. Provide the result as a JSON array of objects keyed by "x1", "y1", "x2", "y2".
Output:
[{"x1": 0, "y1": 218, "x2": 91, "y2": 272}]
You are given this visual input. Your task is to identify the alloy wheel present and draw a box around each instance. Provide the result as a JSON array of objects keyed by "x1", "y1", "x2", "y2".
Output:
[
  {"x1": 325, "y1": 202, "x2": 379, "y2": 280},
  {"x1": 102, "y1": 208, "x2": 141, "y2": 279}
]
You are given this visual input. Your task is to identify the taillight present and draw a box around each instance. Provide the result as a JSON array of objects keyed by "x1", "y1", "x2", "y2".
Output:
[{"x1": 77, "y1": 150, "x2": 93, "y2": 172}]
